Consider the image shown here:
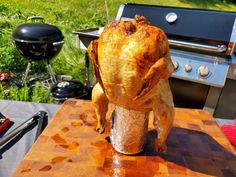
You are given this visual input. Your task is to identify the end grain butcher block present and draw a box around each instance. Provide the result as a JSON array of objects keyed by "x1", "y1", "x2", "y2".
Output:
[{"x1": 12, "y1": 99, "x2": 236, "y2": 177}]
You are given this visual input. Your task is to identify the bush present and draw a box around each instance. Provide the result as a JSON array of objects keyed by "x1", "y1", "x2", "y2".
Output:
[
  {"x1": 31, "y1": 82, "x2": 51, "y2": 103},
  {"x1": 0, "y1": 84, "x2": 5, "y2": 99},
  {"x1": 8, "y1": 85, "x2": 19, "y2": 100},
  {"x1": 0, "y1": 82, "x2": 52, "y2": 103},
  {"x1": 18, "y1": 84, "x2": 29, "y2": 101}
]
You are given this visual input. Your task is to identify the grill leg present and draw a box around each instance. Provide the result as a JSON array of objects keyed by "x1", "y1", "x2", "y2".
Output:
[
  {"x1": 203, "y1": 86, "x2": 222, "y2": 115},
  {"x1": 23, "y1": 61, "x2": 32, "y2": 83},
  {"x1": 46, "y1": 62, "x2": 57, "y2": 84}
]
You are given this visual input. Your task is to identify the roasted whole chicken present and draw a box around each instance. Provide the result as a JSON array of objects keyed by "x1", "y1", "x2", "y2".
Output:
[{"x1": 88, "y1": 15, "x2": 175, "y2": 151}]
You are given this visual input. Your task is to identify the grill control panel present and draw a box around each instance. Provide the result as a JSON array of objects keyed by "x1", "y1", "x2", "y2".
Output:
[{"x1": 170, "y1": 50, "x2": 229, "y2": 88}]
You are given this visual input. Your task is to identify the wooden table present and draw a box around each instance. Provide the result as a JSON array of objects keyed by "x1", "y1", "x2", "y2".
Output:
[{"x1": 11, "y1": 99, "x2": 236, "y2": 177}]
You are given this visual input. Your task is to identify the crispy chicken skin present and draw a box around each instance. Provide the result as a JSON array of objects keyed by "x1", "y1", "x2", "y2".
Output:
[{"x1": 88, "y1": 15, "x2": 175, "y2": 151}]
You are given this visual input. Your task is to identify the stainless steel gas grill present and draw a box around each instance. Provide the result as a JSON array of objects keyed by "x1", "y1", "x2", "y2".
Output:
[{"x1": 73, "y1": 3, "x2": 236, "y2": 118}]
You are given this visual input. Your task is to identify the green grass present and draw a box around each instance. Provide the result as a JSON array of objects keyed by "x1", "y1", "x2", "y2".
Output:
[{"x1": 0, "y1": 0, "x2": 236, "y2": 83}]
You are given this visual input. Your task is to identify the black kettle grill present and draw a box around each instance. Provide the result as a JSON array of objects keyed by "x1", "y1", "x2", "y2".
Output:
[
  {"x1": 50, "y1": 78, "x2": 92, "y2": 103},
  {"x1": 12, "y1": 16, "x2": 64, "y2": 84},
  {"x1": 13, "y1": 16, "x2": 92, "y2": 102}
]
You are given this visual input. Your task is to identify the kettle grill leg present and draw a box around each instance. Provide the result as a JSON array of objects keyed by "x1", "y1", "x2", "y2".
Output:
[
  {"x1": 46, "y1": 62, "x2": 57, "y2": 84},
  {"x1": 23, "y1": 61, "x2": 32, "y2": 83}
]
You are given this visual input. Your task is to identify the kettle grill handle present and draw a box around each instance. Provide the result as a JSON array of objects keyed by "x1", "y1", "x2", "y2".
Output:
[
  {"x1": 53, "y1": 41, "x2": 65, "y2": 46},
  {"x1": 27, "y1": 16, "x2": 45, "y2": 23}
]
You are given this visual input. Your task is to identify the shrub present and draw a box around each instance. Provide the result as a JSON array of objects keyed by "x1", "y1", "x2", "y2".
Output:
[
  {"x1": 0, "y1": 83, "x2": 5, "y2": 99},
  {"x1": 8, "y1": 85, "x2": 19, "y2": 100},
  {"x1": 31, "y1": 82, "x2": 52, "y2": 103},
  {"x1": 0, "y1": 82, "x2": 52, "y2": 103},
  {"x1": 31, "y1": 82, "x2": 40, "y2": 103},
  {"x1": 18, "y1": 84, "x2": 29, "y2": 101}
]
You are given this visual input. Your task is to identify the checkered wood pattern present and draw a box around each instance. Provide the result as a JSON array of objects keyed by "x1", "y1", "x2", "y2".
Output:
[{"x1": 11, "y1": 99, "x2": 236, "y2": 177}]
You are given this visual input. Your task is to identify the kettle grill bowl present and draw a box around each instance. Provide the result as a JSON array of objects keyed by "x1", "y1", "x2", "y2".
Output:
[{"x1": 13, "y1": 40, "x2": 63, "y2": 61}]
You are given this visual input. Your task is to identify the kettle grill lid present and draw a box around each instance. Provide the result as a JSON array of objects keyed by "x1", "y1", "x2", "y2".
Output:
[
  {"x1": 51, "y1": 81, "x2": 85, "y2": 97},
  {"x1": 13, "y1": 23, "x2": 64, "y2": 43}
]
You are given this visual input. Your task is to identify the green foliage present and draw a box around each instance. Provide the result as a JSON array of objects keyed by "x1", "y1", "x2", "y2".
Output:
[
  {"x1": 0, "y1": 83, "x2": 5, "y2": 100},
  {"x1": 18, "y1": 84, "x2": 29, "y2": 101},
  {"x1": 31, "y1": 82, "x2": 51, "y2": 103},
  {"x1": 0, "y1": 82, "x2": 51, "y2": 103},
  {"x1": 31, "y1": 82, "x2": 40, "y2": 103},
  {"x1": 8, "y1": 85, "x2": 19, "y2": 100}
]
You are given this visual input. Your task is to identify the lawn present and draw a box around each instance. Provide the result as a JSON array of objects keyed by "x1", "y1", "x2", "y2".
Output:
[{"x1": 0, "y1": 0, "x2": 236, "y2": 102}]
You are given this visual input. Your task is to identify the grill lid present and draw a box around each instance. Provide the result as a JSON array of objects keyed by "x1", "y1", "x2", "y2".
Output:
[
  {"x1": 117, "y1": 3, "x2": 236, "y2": 42},
  {"x1": 13, "y1": 23, "x2": 64, "y2": 43},
  {"x1": 116, "y1": 3, "x2": 236, "y2": 56}
]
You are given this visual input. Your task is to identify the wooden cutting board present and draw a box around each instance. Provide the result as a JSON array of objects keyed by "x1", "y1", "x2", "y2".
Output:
[{"x1": 11, "y1": 99, "x2": 236, "y2": 177}]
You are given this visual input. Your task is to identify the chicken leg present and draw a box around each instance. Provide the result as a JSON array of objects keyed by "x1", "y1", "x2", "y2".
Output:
[{"x1": 92, "y1": 83, "x2": 109, "y2": 134}]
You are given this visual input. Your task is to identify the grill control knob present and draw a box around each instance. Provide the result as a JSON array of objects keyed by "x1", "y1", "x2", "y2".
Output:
[
  {"x1": 198, "y1": 65, "x2": 209, "y2": 77},
  {"x1": 172, "y1": 59, "x2": 179, "y2": 71},
  {"x1": 185, "y1": 64, "x2": 192, "y2": 72}
]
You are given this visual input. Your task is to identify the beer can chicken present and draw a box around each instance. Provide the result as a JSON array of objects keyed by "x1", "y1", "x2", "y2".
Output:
[{"x1": 88, "y1": 15, "x2": 175, "y2": 151}]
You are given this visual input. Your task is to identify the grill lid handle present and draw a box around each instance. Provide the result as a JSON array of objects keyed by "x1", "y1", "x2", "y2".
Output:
[
  {"x1": 27, "y1": 16, "x2": 45, "y2": 23},
  {"x1": 168, "y1": 39, "x2": 227, "y2": 53},
  {"x1": 53, "y1": 41, "x2": 64, "y2": 46}
]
